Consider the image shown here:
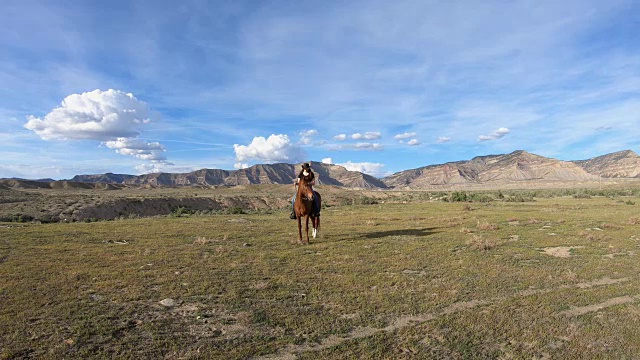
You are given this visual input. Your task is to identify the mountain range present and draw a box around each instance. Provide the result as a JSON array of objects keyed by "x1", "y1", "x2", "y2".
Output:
[
  {"x1": 3, "y1": 150, "x2": 640, "y2": 190},
  {"x1": 70, "y1": 162, "x2": 387, "y2": 189}
]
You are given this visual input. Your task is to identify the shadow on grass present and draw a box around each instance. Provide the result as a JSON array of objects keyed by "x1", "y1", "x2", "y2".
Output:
[{"x1": 361, "y1": 227, "x2": 439, "y2": 239}]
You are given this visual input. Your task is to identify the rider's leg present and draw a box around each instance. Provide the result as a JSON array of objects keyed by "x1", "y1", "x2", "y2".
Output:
[{"x1": 290, "y1": 194, "x2": 296, "y2": 219}]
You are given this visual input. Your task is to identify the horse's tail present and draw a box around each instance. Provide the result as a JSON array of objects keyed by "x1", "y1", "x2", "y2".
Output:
[
  {"x1": 314, "y1": 191, "x2": 321, "y2": 236},
  {"x1": 314, "y1": 191, "x2": 322, "y2": 214}
]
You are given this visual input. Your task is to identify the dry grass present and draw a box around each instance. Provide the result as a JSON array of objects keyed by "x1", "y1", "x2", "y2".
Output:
[
  {"x1": 194, "y1": 234, "x2": 228, "y2": 244},
  {"x1": 466, "y1": 234, "x2": 497, "y2": 251},
  {"x1": 3, "y1": 193, "x2": 640, "y2": 359},
  {"x1": 477, "y1": 221, "x2": 499, "y2": 231},
  {"x1": 459, "y1": 227, "x2": 474, "y2": 234},
  {"x1": 601, "y1": 223, "x2": 623, "y2": 230},
  {"x1": 580, "y1": 231, "x2": 600, "y2": 242}
]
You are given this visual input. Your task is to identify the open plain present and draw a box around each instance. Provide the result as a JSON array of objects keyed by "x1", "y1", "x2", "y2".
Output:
[{"x1": 2, "y1": 184, "x2": 640, "y2": 359}]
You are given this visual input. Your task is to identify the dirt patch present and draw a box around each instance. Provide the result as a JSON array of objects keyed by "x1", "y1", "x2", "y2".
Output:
[
  {"x1": 540, "y1": 246, "x2": 584, "y2": 258},
  {"x1": 575, "y1": 277, "x2": 628, "y2": 288},
  {"x1": 558, "y1": 294, "x2": 640, "y2": 316}
]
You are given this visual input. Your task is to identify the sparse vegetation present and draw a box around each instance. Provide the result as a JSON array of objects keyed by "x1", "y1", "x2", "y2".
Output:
[
  {"x1": 2, "y1": 186, "x2": 640, "y2": 358},
  {"x1": 226, "y1": 206, "x2": 246, "y2": 214},
  {"x1": 477, "y1": 221, "x2": 499, "y2": 231},
  {"x1": 466, "y1": 234, "x2": 498, "y2": 251}
]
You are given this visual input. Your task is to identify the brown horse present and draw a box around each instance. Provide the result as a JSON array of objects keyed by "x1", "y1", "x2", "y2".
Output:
[{"x1": 294, "y1": 174, "x2": 321, "y2": 244}]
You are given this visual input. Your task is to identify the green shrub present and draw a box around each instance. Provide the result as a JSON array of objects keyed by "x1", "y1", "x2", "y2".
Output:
[
  {"x1": 228, "y1": 207, "x2": 246, "y2": 214},
  {"x1": 504, "y1": 194, "x2": 534, "y2": 202}
]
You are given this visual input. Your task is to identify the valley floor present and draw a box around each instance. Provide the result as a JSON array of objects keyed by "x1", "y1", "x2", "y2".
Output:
[{"x1": 2, "y1": 196, "x2": 640, "y2": 358}]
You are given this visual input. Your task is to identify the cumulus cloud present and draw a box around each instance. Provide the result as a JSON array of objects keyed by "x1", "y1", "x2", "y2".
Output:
[
  {"x1": 407, "y1": 139, "x2": 421, "y2": 146},
  {"x1": 299, "y1": 129, "x2": 318, "y2": 145},
  {"x1": 24, "y1": 89, "x2": 150, "y2": 141},
  {"x1": 338, "y1": 161, "x2": 386, "y2": 177},
  {"x1": 234, "y1": 134, "x2": 305, "y2": 168},
  {"x1": 478, "y1": 127, "x2": 510, "y2": 141},
  {"x1": 334, "y1": 134, "x2": 347, "y2": 141},
  {"x1": 23, "y1": 89, "x2": 169, "y2": 166},
  {"x1": 322, "y1": 157, "x2": 333, "y2": 164},
  {"x1": 394, "y1": 132, "x2": 416, "y2": 140},
  {"x1": 105, "y1": 137, "x2": 167, "y2": 160},
  {"x1": 437, "y1": 136, "x2": 451, "y2": 143},
  {"x1": 352, "y1": 132, "x2": 381, "y2": 140}
]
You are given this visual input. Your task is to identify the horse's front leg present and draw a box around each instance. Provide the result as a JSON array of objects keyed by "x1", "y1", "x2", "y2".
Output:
[
  {"x1": 313, "y1": 216, "x2": 319, "y2": 239},
  {"x1": 305, "y1": 215, "x2": 310, "y2": 244},
  {"x1": 297, "y1": 216, "x2": 303, "y2": 244}
]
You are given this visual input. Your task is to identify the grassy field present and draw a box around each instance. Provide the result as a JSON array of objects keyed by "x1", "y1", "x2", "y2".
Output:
[{"x1": 2, "y1": 193, "x2": 640, "y2": 359}]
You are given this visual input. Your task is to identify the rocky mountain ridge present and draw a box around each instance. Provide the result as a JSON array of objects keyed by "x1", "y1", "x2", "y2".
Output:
[
  {"x1": 69, "y1": 162, "x2": 386, "y2": 189},
  {"x1": 2, "y1": 150, "x2": 640, "y2": 190},
  {"x1": 571, "y1": 150, "x2": 640, "y2": 178},
  {"x1": 383, "y1": 150, "x2": 603, "y2": 188}
]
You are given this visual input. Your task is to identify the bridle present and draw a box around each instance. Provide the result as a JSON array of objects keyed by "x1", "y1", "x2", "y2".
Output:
[{"x1": 298, "y1": 176, "x2": 314, "y2": 202}]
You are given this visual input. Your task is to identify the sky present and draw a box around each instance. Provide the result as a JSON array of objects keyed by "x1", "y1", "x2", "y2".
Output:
[{"x1": 1, "y1": 0, "x2": 639, "y2": 179}]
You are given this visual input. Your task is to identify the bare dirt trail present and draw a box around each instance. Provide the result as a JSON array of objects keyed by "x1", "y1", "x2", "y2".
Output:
[{"x1": 256, "y1": 276, "x2": 634, "y2": 359}]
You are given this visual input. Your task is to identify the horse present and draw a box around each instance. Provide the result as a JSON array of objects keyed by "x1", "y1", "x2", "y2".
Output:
[{"x1": 294, "y1": 174, "x2": 321, "y2": 244}]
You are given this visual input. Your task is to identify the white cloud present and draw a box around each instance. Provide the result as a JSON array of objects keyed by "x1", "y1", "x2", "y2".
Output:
[
  {"x1": 478, "y1": 127, "x2": 510, "y2": 142},
  {"x1": 0, "y1": 164, "x2": 64, "y2": 180},
  {"x1": 104, "y1": 137, "x2": 167, "y2": 161},
  {"x1": 334, "y1": 134, "x2": 347, "y2": 141},
  {"x1": 24, "y1": 89, "x2": 150, "y2": 141},
  {"x1": 22, "y1": 89, "x2": 170, "y2": 164},
  {"x1": 234, "y1": 162, "x2": 249, "y2": 169},
  {"x1": 338, "y1": 161, "x2": 386, "y2": 177},
  {"x1": 322, "y1": 157, "x2": 333, "y2": 164},
  {"x1": 407, "y1": 139, "x2": 420, "y2": 146},
  {"x1": 352, "y1": 132, "x2": 381, "y2": 140},
  {"x1": 437, "y1": 136, "x2": 451, "y2": 143},
  {"x1": 135, "y1": 162, "x2": 165, "y2": 174},
  {"x1": 355, "y1": 142, "x2": 384, "y2": 150},
  {"x1": 328, "y1": 142, "x2": 385, "y2": 151},
  {"x1": 299, "y1": 129, "x2": 318, "y2": 145},
  {"x1": 394, "y1": 132, "x2": 416, "y2": 140},
  {"x1": 234, "y1": 134, "x2": 305, "y2": 165}
]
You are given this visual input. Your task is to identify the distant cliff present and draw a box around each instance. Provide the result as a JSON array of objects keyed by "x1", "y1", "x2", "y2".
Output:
[{"x1": 66, "y1": 162, "x2": 388, "y2": 189}]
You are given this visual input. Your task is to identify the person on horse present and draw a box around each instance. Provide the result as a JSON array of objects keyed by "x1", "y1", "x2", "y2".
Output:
[{"x1": 290, "y1": 162, "x2": 321, "y2": 219}]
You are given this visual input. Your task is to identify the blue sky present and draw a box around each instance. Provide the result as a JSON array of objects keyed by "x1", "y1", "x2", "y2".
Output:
[{"x1": 1, "y1": 0, "x2": 639, "y2": 179}]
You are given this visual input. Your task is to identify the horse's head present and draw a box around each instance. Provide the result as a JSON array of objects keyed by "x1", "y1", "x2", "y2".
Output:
[{"x1": 298, "y1": 175, "x2": 315, "y2": 201}]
